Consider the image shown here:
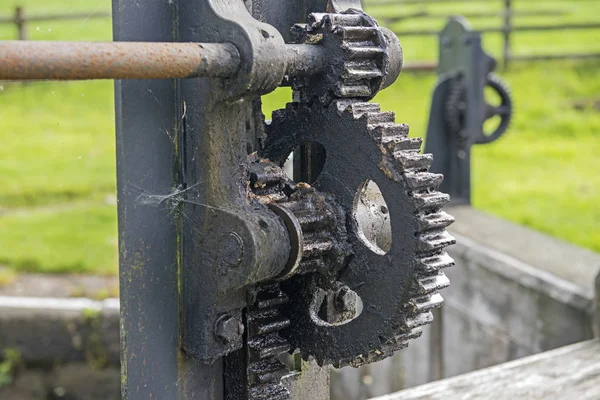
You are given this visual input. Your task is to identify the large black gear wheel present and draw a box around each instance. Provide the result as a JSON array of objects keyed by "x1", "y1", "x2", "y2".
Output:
[{"x1": 260, "y1": 100, "x2": 455, "y2": 367}]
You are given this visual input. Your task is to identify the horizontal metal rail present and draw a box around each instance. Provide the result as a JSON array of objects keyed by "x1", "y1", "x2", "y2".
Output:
[{"x1": 0, "y1": 41, "x2": 327, "y2": 81}]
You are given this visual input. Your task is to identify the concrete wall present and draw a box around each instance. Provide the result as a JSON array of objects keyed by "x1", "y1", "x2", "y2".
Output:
[{"x1": 332, "y1": 206, "x2": 600, "y2": 399}]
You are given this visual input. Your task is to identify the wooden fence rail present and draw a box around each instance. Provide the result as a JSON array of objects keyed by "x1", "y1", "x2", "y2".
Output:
[
  {"x1": 383, "y1": 9, "x2": 567, "y2": 23},
  {"x1": 0, "y1": 6, "x2": 110, "y2": 41},
  {"x1": 1, "y1": 4, "x2": 599, "y2": 72},
  {"x1": 365, "y1": 0, "x2": 600, "y2": 70}
]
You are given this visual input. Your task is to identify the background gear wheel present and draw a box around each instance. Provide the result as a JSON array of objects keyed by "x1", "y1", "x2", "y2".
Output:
[
  {"x1": 445, "y1": 73, "x2": 512, "y2": 143},
  {"x1": 479, "y1": 72, "x2": 512, "y2": 144},
  {"x1": 260, "y1": 100, "x2": 455, "y2": 367}
]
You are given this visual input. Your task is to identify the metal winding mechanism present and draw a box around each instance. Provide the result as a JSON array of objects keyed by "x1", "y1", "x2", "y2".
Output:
[
  {"x1": 2, "y1": 0, "x2": 458, "y2": 398},
  {"x1": 260, "y1": 100, "x2": 455, "y2": 367},
  {"x1": 424, "y1": 17, "x2": 513, "y2": 204}
]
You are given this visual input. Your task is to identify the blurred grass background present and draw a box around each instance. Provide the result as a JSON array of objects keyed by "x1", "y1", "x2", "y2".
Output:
[{"x1": 0, "y1": 0, "x2": 598, "y2": 276}]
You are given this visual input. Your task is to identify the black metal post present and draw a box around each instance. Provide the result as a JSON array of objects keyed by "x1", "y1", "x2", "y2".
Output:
[{"x1": 114, "y1": 0, "x2": 223, "y2": 398}]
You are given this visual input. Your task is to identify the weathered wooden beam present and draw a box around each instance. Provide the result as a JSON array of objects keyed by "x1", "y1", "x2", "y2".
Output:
[{"x1": 371, "y1": 339, "x2": 600, "y2": 400}]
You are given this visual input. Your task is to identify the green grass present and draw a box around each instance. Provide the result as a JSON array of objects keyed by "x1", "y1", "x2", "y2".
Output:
[
  {"x1": 0, "y1": 0, "x2": 598, "y2": 275},
  {"x1": 0, "y1": 202, "x2": 117, "y2": 275}
]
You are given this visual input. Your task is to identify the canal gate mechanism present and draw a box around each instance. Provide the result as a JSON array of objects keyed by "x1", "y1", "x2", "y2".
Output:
[
  {"x1": 0, "y1": 1, "x2": 456, "y2": 399},
  {"x1": 424, "y1": 17, "x2": 513, "y2": 205}
]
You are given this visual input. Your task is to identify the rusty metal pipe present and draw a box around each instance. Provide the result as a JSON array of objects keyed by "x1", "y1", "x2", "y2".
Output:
[
  {"x1": 0, "y1": 41, "x2": 241, "y2": 80},
  {"x1": 0, "y1": 41, "x2": 329, "y2": 81}
]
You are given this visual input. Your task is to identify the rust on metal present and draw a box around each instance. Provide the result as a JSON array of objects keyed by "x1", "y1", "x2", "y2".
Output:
[{"x1": 0, "y1": 41, "x2": 241, "y2": 80}]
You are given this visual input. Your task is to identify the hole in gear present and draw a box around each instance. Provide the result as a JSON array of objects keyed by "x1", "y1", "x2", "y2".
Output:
[
  {"x1": 312, "y1": 287, "x2": 363, "y2": 327},
  {"x1": 353, "y1": 180, "x2": 392, "y2": 255},
  {"x1": 282, "y1": 141, "x2": 326, "y2": 184}
]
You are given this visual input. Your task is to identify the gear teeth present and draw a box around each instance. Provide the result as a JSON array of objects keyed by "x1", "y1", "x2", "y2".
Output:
[
  {"x1": 369, "y1": 123, "x2": 410, "y2": 139},
  {"x1": 302, "y1": 235, "x2": 335, "y2": 258},
  {"x1": 404, "y1": 171, "x2": 444, "y2": 191},
  {"x1": 394, "y1": 151, "x2": 433, "y2": 171},
  {"x1": 346, "y1": 45, "x2": 385, "y2": 59},
  {"x1": 246, "y1": 285, "x2": 292, "y2": 400},
  {"x1": 250, "y1": 312, "x2": 291, "y2": 336},
  {"x1": 365, "y1": 111, "x2": 395, "y2": 125},
  {"x1": 298, "y1": 259, "x2": 326, "y2": 275},
  {"x1": 415, "y1": 273, "x2": 450, "y2": 295},
  {"x1": 338, "y1": 26, "x2": 380, "y2": 40},
  {"x1": 417, "y1": 252, "x2": 455, "y2": 274},
  {"x1": 381, "y1": 136, "x2": 421, "y2": 153},
  {"x1": 336, "y1": 84, "x2": 372, "y2": 98},
  {"x1": 412, "y1": 191, "x2": 450, "y2": 211},
  {"x1": 250, "y1": 359, "x2": 290, "y2": 384},
  {"x1": 416, "y1": 211, "x2": 455, "y2": 233},
  {"x1": 299, "y1": 11, "x2": 387, "y2": 100},
  {"x1": 398, "y1": 327, "x2": 423, "y2": 341},
  {"x1": 349, "y1": 102, "x2": 381, "y2": 117},
  {"x1": 347, "y1": 104, "x2": 453, "y2": 366},
  {"x1": 259, "y1": 102, "x2": 455, "y2": 369},
  {"x1": 249, "y1": 384, "x2": 290, "y2": 400},
  {"x1": 249, "y1": 333, "x2": 291, "y2": 359},
  {"x1": 343, "y1": 61, "x2": 383, "y2": 80},
  {"x1": 411, "y1": 293, "x2": 444, "y2": 313},
  {"x1": 417, "y1": 230, "x2": 456, "y2": 254},
  {"x1": 294, "y1": 209, "x2": 332, "y2": 231},
  {"x1": 405, "y1": 311, "x2": 434, "y2": 330}
]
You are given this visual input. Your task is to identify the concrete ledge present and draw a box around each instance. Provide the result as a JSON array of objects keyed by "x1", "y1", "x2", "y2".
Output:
[
  {"x1": 449, "y1": 206, "x2": 600, "y2": 297},
  {"x1": 0, "y1": 296, "x2": 119, "y2": 366}
]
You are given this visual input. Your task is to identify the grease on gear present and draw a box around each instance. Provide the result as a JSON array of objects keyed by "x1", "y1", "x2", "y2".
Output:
[{"x1": 259, "y1": 99, "x2": 455, "y2": 367}]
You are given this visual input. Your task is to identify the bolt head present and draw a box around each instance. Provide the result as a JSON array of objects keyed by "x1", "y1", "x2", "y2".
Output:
[
  {"x1": 214, "y1": 314, "x2": 244, "y2": 345},
  {"x1": 335, "y1": 287, "x2": 358, "y2": 312}
]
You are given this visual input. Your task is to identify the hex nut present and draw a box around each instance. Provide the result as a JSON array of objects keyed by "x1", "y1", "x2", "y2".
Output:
[{"x1": 214, "y1": 314, "x2": 244, "y2": 345}]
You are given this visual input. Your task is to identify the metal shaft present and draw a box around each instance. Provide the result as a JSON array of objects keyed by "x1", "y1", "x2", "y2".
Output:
[
  {"x1": 0, "y1": 41, "x2": 328, "y2": 81},
  {"x1": 0, "y1": 41, "x2": 241, "y2": 80}
]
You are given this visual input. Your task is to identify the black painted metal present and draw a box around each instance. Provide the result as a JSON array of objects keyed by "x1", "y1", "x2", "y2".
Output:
[
  {"x1": 113, "y1": 1, "x2": 427, "y2": 398},
  {"x1": 424, "y1": 17, "x2": 512, "y2": 204},
  {"x1": 114, "y1": 0, "x2": 223, "y2": 398}
]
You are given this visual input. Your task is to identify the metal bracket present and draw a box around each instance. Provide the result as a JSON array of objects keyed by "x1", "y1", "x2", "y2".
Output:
[{"x1": 424, "y1": 17, "x2": 512, "y2": 204}]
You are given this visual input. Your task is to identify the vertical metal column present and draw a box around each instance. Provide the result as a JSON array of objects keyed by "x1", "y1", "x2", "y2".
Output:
[{"x1": 114, "y1": 0, "x2": 223, "y2": 398}]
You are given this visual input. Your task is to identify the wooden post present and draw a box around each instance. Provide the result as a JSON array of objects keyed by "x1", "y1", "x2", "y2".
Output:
[
  {"x1": 594, "y1": 271, "x2": 600, "y2": 338},
  {"x1": 503, "y1": 0, "x2": 512, "y2": 68},
  {"x1": 428, "y1": 308, "x2": 445, "y2": 381},
  {"x1": 15, "y1": 7, "x2": 27, "y2": 41}
]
